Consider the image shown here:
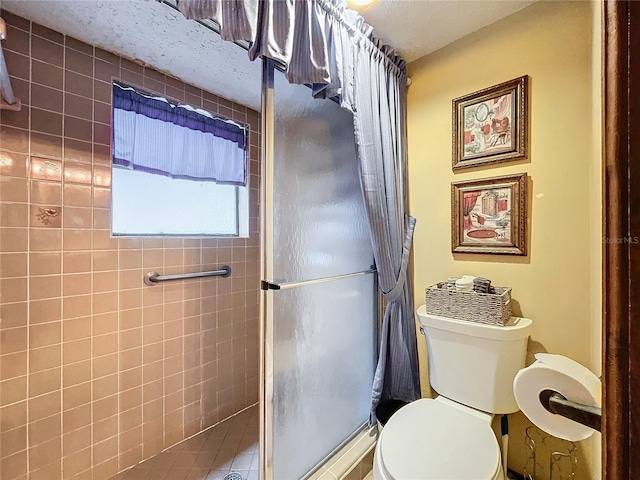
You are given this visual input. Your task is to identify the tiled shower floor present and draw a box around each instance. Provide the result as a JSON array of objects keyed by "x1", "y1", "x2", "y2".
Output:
[{"x1": 110, "y1": 406, "x2": 259, "y2": 480}]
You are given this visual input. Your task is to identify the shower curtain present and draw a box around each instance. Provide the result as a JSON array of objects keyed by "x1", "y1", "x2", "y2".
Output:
[
  {"x1": 352, "y1": 40, "x2": 420, "y2": 417},
  {"x1": 178, "y1": 0, "x2": 421, "y2": 420}
]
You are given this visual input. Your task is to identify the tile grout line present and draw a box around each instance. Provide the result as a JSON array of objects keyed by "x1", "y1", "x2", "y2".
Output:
[
  {"x1": 25, "y1": 16, "x2": 32, "y2": 479},
  {"x1": 60, "y1": 26, "x2": 69, "y2": 480},
  {"x1": 89, "y1": 37, "x2": 98, "y2": 474},
  {"x1": 89, "y1": 36, "x2": 97, "y2": 479}
]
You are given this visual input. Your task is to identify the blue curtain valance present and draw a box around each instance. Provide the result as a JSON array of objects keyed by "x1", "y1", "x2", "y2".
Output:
[
  {"x1": 112, "y1": 83, "x2": 247, "y2": 185},
  {"x1": 113, "y1": 83, "x2": 246, "y2": 149}
]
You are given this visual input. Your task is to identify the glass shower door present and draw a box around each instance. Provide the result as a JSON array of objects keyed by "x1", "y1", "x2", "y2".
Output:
[{"x1": 260, "y1": 59, "x2": 377, "y2": 480}]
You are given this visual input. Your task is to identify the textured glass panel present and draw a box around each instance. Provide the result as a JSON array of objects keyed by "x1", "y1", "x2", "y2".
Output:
[
  {"x1": 272, "y1": 70, "x2": 374, "y2": 283},
  {"x1": 112, "y1": 168, "x2": 240, "y2": 235},
  {"x1": 272, "y1": 273, "x2": 376, "y2": 480}
]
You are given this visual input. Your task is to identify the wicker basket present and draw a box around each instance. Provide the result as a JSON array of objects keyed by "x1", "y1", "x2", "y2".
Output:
[{"x1": 424, "y1": 282, "x2": 512, "y2": 326}]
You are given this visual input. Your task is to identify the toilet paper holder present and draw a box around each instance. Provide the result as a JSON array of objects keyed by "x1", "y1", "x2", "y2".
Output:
[{"x1": 539, "y1": 389, "x2": 602, "y2": 433}]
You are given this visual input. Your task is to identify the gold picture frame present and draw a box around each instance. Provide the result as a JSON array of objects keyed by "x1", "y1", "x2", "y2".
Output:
[
  {"x1": 452, "y1": 76, "x2": 528, "y2": 170},
  {"x1": 452, "y1": 173, "x2": 527, "y2": 255}
]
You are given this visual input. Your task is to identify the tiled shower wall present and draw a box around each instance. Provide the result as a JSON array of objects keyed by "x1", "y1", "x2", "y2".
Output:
[{"x1": 0, "y1": 11, "x2": 260, "y2": 480}]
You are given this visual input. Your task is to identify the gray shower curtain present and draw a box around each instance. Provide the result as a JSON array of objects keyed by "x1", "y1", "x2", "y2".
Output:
[
  {"x1": 352, "y1": 40, "x2": 420, "y2": 418},
  {"x1": 178, "y1": 0, "x2": 421, "y2": 421}
]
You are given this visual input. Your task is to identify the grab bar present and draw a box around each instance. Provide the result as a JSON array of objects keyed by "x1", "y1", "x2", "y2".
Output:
[{"x1": 144, "y1": 266, "x2": 231, "y2": 286}]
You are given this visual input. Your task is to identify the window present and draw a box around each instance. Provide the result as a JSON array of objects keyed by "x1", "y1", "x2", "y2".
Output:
[{"x1": 111, "y1": 82, "x2": 249, "y2": 237}]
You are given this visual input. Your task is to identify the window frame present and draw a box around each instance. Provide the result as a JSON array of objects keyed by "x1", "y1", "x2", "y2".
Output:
[{"x1": 110, "y1": 80, "x2": 250, "y2": 238}]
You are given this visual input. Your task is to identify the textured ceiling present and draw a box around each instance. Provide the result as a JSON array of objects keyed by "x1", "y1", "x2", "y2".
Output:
[
  {"x1": 1, "y1": 0, "x2": 263, "y2": 110},
  {"x1": 360, "y1": 0, "x2": 537, "y2": 62},
  {"x1": 1, "y1": 0, "x2": 537, "y2": 111}
]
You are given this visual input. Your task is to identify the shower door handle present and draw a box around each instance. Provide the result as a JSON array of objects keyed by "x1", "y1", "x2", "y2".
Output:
[
  {"x1": 260, "y1": 269, "x2": 376, "y2": 292},
  {"x1": 261, "y1": 280, "x2": 281, "y2": 290}
]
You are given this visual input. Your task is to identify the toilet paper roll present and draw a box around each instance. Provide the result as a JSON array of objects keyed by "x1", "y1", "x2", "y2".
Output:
[{"x1": 513, "y1": 353, "x2": 601, "y2": 441}]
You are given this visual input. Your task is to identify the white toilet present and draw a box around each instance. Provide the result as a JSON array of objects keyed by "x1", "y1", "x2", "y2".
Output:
[{"x1": 373, "y1": 304, "x2": 532, "y2": 480}]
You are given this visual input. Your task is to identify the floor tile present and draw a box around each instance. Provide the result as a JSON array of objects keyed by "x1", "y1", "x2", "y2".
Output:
[
  {"x1": 172, "y1": 452, "x2": 198, "y2": 470},
  {"x1": 205, "y1": 471, "x2": 228, "y2": 480},
  {"x1": 230, "y1": 453, "x2": 253, "y2": 471},
  {"x1": 184, "y1": 469, "x2": 211, "y2": 480},
  {"x1": 123, "y1": 468, "x2": 150, "y2": 480},
  {"x1": 163, "y1": 470, "x2": 190, "y2": 480},
  {"x1": 109, "y1": 405, "x2": 258, "y2": 480}
]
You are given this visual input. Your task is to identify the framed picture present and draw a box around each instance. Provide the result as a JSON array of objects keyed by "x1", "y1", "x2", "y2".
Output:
[
  {"x1": 451, "y1": 173, "x2": 527, "y2": 255},
  {"x1": 452, "y1": 76, "x2": 528, "y2": 170}
]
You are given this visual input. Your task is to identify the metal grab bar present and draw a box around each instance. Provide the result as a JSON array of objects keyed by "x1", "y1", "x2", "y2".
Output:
[
  {"x1": 539, "y1": 389, "x2": 602, "y2": 432},
  {"x1": 144, "y1": 266, "x2": 231, "y2": 286}
]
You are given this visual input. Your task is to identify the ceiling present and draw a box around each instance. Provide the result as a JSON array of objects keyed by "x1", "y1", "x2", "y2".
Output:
[
  {"x1": 359, "y1": 0, "x2": 536, "y2": 62},
  {"x1": 1, "y1": 0, "x2": 536, "y2": 110},
  {"x1": 1, "y1": 0, "x2": 263, "y2": 110}
]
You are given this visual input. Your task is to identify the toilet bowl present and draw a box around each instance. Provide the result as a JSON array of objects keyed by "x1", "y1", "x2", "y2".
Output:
[
  {"x1": 373, "y1": 397, "x2": 503, "y2": 480},
  {"x1": 372, "y1": 306, "x2": 532, "y2": 480}
]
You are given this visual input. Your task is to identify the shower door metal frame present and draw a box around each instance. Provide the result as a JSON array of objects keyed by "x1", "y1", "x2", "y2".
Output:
[
  {"x1": 259, "y1": 57, "x2": 276, "y2": 480},
  {"x1": 258, "y1": 57, "x2": 380, "y2": 480}
]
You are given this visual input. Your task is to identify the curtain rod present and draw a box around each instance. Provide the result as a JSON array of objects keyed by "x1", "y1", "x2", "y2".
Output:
[
  {"x1": 157, "y1": 0, "x2": 411, "y2": 88},
  {"x1": 157, "y1": 0, "x2": 347, "y2": 106}
]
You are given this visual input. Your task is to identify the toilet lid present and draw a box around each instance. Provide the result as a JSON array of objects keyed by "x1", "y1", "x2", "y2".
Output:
[{"x1": 379, "y1": 398, "x2": 501, "y2": 480}]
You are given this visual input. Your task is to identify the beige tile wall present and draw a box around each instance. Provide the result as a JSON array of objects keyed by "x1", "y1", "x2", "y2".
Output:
[{"x1": 0, "y1": 10, "x2": 260, "y2": 480}]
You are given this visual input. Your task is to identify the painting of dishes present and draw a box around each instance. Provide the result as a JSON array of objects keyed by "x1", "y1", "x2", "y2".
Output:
[
  {"x1": 451, "y1": 173, "x2": 527, "y2": 255},
  {"x1": 452, "y1": 76, "x2": 528, "y2": 170}
]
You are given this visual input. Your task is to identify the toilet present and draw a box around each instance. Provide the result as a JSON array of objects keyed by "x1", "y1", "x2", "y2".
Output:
[{"x1": 373, "y1": 304, "x2": 532, "y2": 480}]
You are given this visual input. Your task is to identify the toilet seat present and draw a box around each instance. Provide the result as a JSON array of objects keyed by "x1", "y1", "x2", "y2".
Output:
[{"x1": 375, "y1": 397, "x2": 502, "y2": 480}]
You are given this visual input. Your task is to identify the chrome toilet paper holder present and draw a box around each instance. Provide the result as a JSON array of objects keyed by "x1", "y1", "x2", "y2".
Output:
[{"x1": 539, "y1": 389, "x2": 602, "y2": 432}]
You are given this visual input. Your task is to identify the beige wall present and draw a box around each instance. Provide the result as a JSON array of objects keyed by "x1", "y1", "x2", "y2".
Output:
[
  {"x1": 406, "y1": 1, "x2": 601, "y2": 477},
  {"x1": 0, "y1": 11, "x2": 260, "y2": 480}
]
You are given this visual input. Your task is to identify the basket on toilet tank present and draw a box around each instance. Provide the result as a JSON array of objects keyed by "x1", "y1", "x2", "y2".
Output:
[{"x1": 424, "y1": 282, "x2": 512, "y2": 326}]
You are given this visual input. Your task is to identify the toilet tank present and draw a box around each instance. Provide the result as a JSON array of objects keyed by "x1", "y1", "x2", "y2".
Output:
[{"x1": 417, "y1": 304, "x2": 532, "y2": 414}]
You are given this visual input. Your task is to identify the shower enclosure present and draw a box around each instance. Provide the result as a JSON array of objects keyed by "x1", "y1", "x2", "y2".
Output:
[
  {"x1": 0, "y1": 3, "x2": 379, "y2": 479},
  {"x1": 259, "y1": 60, "x2": 378, "y2": 479},
  {"x1": 122, "y1": 57, "x2": 379, "y2": 480}
]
